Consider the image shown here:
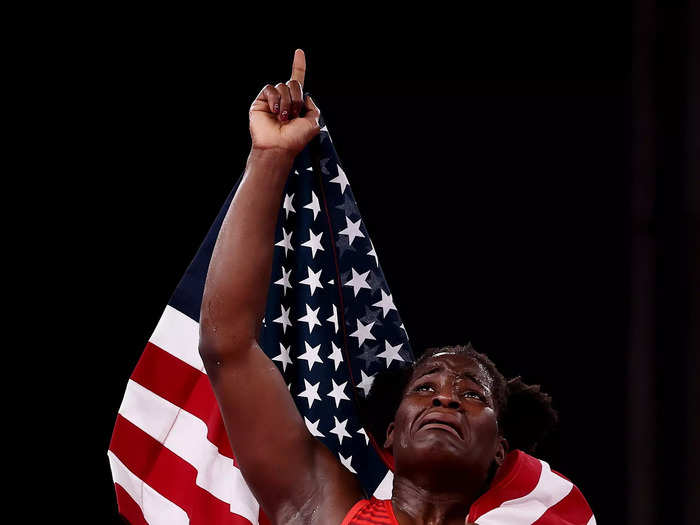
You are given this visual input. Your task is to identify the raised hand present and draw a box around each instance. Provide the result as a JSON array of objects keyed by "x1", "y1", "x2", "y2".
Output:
[{"x1": 249, "y1": 49, "x2": 321, "y2": 156}]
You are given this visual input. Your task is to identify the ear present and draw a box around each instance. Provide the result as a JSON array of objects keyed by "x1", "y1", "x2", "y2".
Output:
[
  {"x1": 495, "y1": 436, "x2": 509, "y2": 466},
  {"x1": 384, "y1": 422, "x2": 395, "y2": 449}
]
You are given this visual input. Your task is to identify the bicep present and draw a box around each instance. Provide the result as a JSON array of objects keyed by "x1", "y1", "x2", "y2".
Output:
[{"x1": 201, "y1": 341, "x2": 363, "y2": 519}]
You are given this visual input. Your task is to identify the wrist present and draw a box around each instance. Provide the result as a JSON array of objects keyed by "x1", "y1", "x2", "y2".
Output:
[{"x1": 248, "y1": 147, "x2": 296, "y2": 166}]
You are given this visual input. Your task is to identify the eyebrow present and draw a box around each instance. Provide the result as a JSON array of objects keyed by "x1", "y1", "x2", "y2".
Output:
[{"x1": 413, "y1": 364, "x2": 491, "y2": 392}]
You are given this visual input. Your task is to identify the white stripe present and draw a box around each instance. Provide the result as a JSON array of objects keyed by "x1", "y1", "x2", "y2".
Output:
[
  {"x1": 108, "y1": 450, "x2": 190, "y2": 525},
  {"x1": 373, "y1": 470, "x2": 394, "y2": 499},
  {"x1": 586, "y1": 515, "x2": 597, "y2": 525},
  {"x1": 475, "y1": 459, "x2": 573, "y2": 525},
  {"x1": 150, "y1": 305, "x2": 204, "y2": 371},
  {"x1": 118, "y1": 379, "x2": 260, "y2": 524}
]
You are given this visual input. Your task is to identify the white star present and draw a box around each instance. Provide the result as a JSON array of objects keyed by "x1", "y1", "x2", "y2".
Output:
[
  {"x1": 377, "y1": 340, "x2": 405, "y2": 367},
  {"x1": 338, "y1": 453, "x2": 357, "y2": 474},
  {"x1": 274, "y1": 265, "x2": 292, "y2": 296},
  {"x1": 344, "y1": 268, "x2": 371, "y2": 297},
  {"x1": 357, "y1": 369, "x2": 376, "y2": 397},
  {"x1": 330, "y1": 416, "x2": 351, "y2": 445},
  {"x1": 282, "y1": 193, "x2": 295, "y2": 219},
  {"x1": 338, "y1": 216, "x2": 365, "y2": 246},
  {"x1": 303, "y1": 190, "x2": 321, "y2": 221},
  {"x1": 297, "y1": 303, "x2": 321, "y2": 334},
  {"x1": 328, "y1": 341, "x2": 343, "y2": 371},
  {"x1": 304, "y1": 417, "x2": 325, "y2": 438},
  {"x1": 297, "y1": 341, "x2": 323, "y2": 371},
  {"x1": 299, "y1": 266, "x2": 324, "y2": 296},
  {"x1": 301, "y1": 228, "x2": 324, "y2": 259},
  {"x1": 367, "y1": 240, "x2": 379, "y2": 267},
  {"x1": 372, "y1": 290, "x2": 397, "y2": 318},
  {"x1": 349, "y1": 318, "x2": 376, "y2": 347},
  {"x1": 274, "y1": 227, "x2": 294, "y2": 257},
  {"x1": 297, "y1": 379, "x2": 321, "y2": 409},
  {"x1": 273, "y1": 304, "x2": 292, "y2": 334},
  {"x1": 357, "y1": 427, "x2": 369, "y2": 446},
  {"x1": 327, "y1": 304, "x2": 339, "y2": 333},
  {"x1": 329, "y1": 164, "x2": 349, "y2": 194},
  {"x1": 272, "y1": 342, "x2": 293, "y2": 372},
  {"x1": 326, "y1": 379, "x2": 350, "y2": 408}
]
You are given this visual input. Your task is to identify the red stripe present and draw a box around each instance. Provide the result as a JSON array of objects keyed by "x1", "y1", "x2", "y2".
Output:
[
  {"x1": 468, "y1": 450, "x2": 543, "y2": 521},
  {"x1": 129, "y1": 341, "x2": 238, "y2": 465},
  {"x1": 532, "y1": 482, "x2": 593, "y2": 525},
  {"x1": 114, "y1": 483, "x2": 148, "y2": 525},
  {"x1": 109, "y1": 414, "x2": 252, "y2": 525}
]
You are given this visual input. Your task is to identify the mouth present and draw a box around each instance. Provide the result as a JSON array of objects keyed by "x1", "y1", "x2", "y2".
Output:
[{"x1": 417, "y1": 414, "x2": 464, "y2": 440}]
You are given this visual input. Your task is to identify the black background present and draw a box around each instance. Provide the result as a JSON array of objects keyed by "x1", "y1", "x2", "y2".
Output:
[{"x1": 52, "y1": 4, "x2": 698, "y2": 524}]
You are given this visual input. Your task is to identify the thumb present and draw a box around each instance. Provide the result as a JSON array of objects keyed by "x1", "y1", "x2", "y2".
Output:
[{"x1": 301, "y1": 94, "x2": 321, "y2": 128}]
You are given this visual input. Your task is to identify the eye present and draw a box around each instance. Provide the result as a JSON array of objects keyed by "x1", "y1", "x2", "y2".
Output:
[
  {"x1": 413, "y1": 382, "x2": 436, "y2": 393},
  {"x1": 463, "y1": 390, "x2": 486, "y2": 401}
]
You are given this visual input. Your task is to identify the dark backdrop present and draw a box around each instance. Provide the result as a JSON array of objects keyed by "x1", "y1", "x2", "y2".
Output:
[{"x1": 63, "y1": 4, "x2": 698, "y2": 524}]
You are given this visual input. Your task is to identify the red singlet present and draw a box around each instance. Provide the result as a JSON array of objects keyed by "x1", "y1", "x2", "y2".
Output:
[{"x1": 341, "y1": 497, "x2": 398, "y2": 525}]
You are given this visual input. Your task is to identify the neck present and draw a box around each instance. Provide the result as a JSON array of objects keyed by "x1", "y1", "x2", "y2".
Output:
[{"x1": 391, "y1": 474, "x2": 483, "y2": 525}]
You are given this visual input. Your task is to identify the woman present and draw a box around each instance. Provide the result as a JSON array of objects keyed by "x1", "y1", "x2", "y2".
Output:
[{"x1": 198, "y1": 49, "x2": 593, "y2": 525}]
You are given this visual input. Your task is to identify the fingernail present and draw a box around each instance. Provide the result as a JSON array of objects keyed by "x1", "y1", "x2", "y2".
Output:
[
  {"x1": 273, "y1": 103, "x2": 279, "y2": 113},
  {"x1": 281, "y1": 110, "x2": 288, "y2": 121}
]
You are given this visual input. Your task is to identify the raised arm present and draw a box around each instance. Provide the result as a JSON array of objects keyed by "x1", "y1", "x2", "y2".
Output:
[{"x1": 198, "y1": 50, "x2": 364, "y2": 524}]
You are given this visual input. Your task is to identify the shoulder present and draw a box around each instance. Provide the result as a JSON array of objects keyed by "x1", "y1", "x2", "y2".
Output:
[{"x1": 468, "y1": 450, "x2": 596, "y2": 525}]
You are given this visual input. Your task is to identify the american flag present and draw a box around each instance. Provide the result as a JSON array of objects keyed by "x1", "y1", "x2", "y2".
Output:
[
  {"x1": 108, "y1": 108, "x2": 413, "y2": 524},
  {"x1": 108, "y1": 106, "x2": 596, "y2": 525}
]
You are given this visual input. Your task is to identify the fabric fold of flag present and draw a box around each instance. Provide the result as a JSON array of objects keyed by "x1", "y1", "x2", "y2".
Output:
[{"x1": 109, "y1": 105, "x2": 414, "y2": 524}]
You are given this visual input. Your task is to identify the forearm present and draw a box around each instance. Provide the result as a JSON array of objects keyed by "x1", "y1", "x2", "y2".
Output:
[{"x1": 200, "y1": 147, "x2": 295, "y2": 355}]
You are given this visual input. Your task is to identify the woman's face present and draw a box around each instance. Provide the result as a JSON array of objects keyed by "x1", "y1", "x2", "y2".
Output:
[{"x1": 385, "y1": 352, "x2": 506, "y2": 484}]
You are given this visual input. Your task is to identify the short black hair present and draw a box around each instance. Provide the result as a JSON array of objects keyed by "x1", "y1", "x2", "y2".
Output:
[{"x1": 358, "y1": 344, "x2": 558, "y2": 454}]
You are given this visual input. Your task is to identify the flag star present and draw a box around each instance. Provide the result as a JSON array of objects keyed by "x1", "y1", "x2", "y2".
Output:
[
  {"x1": 357, "y1": 427, "x2": 369, "y2": 446},
  {"x1": 326, "y1": 379, "x2": 350, "y2": 408},
  {"x1": 329, "y1": 164, "x2": 349, "y2": 194},
  {"x1": 297, "y1": 379, "x2": 321, "y2": 409},
  {"x1": 282, "y1": 193, "x2": 295, "y2": 219},
  {"x1": 338, "y1": 216, "x2": 365, "y2": 246},
  {"x1": 372, "y1": 290, "x2": 397, "y2": 318},
  {"x1": 330, "y1": 416, "x2": 352, "y2": 445},
  {"x1": 367, "y1": 242, "x2": 379, "y2": 268},
  {"x1": 303, "y1": 190, "x2": 321, "y2": 221},
  {"x1": 272, "y1": 342, "x2": 293, "y2": 372},
  {"x1": 274, "y1": 265, "x2": 293, "y2": 296},
  {"x1": 377, "y1": 340, "x2": 405, "y2": 367},
  {"x1": 304, "y1": 417, "x2": 325, "y2": 438},
  {"x1": 327, "y1": 304, "x2": 339, "y2": 333},
  {"x1": 338, "y1": 453, "x2": 357, "y2": 474},
  {"x1": 274, "y1": 227, "x2": 294, "y2": 257},
  {"x1": 356, "y1": 343, "x2": 381, "y2": 369},
  {"x1": 299, "y1": 266, "x2": 324, "y2": 296},
  {"x1": 328, "y1": 341, "x2": 343, "y2": 370},
  {"x1": 297, "y1": 304, "x2": 321, "y2": 334},
  {"x1": 344, "y1": 268, "x2": 372, "y2": 297},
  {"x1": 320, "y1": 156, "x2": 332, "y2": 174},
  {"x1": 400, "y1": 322, "x2": 408, "y2": 338},
  {"x1": 297, "y1": 341, "x2": 323, "y2": 371},
  {"x1": 301, "y1": 228, "x2": 324, "y2": 259},
  {"x1": 349, "y1": 318, "x2": 376, "y2": 347},
  {"x1": 273, "y1": 304, "x2": 292, "y2": 334},
  {"x1": 357, "y1": 370, "x2": 376, "y2": 397}
]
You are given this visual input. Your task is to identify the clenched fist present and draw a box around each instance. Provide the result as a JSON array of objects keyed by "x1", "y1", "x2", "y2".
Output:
[{"x1": 249, "y1": 49, "x2": 321, "y2": 156}]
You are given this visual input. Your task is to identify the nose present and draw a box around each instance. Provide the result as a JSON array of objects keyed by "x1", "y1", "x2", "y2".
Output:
[{"x1": 432, "y1": 391, "x2": 460, "y2": 410}]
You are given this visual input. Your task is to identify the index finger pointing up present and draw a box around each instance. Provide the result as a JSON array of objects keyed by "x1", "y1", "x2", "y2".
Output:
[{"x1": 290, "y1": 49, "x2": 306, "y2": 89}]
